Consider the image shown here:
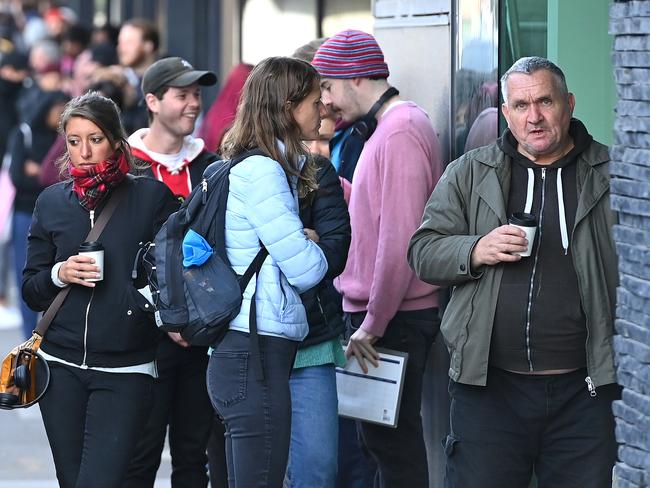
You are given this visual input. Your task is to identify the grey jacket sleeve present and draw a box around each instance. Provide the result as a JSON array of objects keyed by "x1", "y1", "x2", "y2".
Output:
[{"x1": 408, "y1": 161, "x2": 484, "y2": 287}]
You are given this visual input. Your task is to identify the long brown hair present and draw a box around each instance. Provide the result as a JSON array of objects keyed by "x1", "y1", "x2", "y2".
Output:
[{"x1": 220, "y1": 56, "x2": 319, "y2": 196}]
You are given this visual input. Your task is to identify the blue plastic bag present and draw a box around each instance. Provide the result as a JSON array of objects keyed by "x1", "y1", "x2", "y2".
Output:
[{"x1": 182, "y1": 229, "x2": 213, "y2": 267}]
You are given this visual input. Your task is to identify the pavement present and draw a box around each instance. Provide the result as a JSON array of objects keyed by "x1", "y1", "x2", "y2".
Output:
[{"x1": 0, "y1": 322, "x2": 173, "y2": 486}]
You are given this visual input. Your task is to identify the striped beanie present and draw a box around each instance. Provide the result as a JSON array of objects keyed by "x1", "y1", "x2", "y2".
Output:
[{"x1": 312, "y1": 30, "x2": 389, "y2": 79}]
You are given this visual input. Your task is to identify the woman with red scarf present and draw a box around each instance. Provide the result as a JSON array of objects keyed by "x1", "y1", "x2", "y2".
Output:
[{"x1": 21, "y1": 91, "x2": 178, "y2": 488}]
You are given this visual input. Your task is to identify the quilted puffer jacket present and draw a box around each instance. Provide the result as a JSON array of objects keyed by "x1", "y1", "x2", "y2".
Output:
[{"x1": 225, "y1": 152, "x2": 328, "y2": 341}]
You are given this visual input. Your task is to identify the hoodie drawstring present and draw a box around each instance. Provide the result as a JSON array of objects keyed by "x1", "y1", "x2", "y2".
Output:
[
  {"x1": 523, "y1": 167, "x2": 569, "y2": 255},
  {"x1": 557, "y1": 168, "x2": 569, "y2": 255},
  {"x1": 524, "y1": 168, "x2": 534, "y2": 214},
  {"x1": 185, "y1": 165, "x2": 192, "y2": 194}
]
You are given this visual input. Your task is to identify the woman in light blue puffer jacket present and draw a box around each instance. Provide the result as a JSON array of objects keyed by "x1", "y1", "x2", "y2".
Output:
[{"x1": 207, "y1": 56, "x2": 328, "y2": 488}]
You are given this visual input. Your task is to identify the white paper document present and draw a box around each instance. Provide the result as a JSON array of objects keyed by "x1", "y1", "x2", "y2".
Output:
[{"x1": 336, "y1": 347, "x2": 408, "y2": 428}]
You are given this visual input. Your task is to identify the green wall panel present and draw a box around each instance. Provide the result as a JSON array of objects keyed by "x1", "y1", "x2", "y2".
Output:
[{"x1": 547, "y1": 0, "x2": 615, "y2": 145}]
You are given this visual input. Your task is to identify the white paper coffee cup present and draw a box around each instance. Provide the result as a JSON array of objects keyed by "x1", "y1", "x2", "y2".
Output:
[
  {"x1": 508, "y1": 213, "x2": 537, "y2": 257},
  {"x1": 78, "y1": 241, "x2": 104, "y2": 282}
]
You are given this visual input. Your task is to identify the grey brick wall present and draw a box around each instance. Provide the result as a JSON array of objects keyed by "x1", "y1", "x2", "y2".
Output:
[{"x1": 610, "y1": 1, "x2": 650, "y2": 486}]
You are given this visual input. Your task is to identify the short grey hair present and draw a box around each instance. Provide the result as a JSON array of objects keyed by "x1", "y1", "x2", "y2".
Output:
[
  {"x1": 31, "y1": 39, "x2": 62, "y2": 64},
  {"x1": 500, "y1": 56, "x2": 568, "y2": 103}
]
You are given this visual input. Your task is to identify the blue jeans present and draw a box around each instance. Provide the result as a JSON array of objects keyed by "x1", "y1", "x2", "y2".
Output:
[
  {"x1": 287, "y1": 364, "x2": 339, "y2": 488},
  {"x1": 444, "y1": 367, "x2": 619, "y2": 488},
  {"x1": 13, "y1": 210, "x2": 38, "y2": 338},
  {"x1": 207, "y1": 330, "x2": 297, "y2": 488}
]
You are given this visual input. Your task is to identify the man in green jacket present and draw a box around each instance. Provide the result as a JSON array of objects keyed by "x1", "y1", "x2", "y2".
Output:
[{"x1": 408, "y1": 57, "x2": 619, "y2": 488}]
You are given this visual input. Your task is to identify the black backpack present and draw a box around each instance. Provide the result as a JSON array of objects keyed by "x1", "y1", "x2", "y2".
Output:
[{"x1": 142, "y1": 149, "x2": 268, "y2": 353}]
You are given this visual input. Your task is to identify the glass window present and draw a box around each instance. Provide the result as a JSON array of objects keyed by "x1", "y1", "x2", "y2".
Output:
[
  {"x1": 500, "y1": 0, "x2": 548, "y2": 71},
  {"x1": 452, "y1": 0, "x2": 499, "y2": 159}
]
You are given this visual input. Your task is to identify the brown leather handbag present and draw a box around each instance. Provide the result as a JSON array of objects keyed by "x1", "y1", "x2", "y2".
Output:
[{"x1": 0, "y1": 182, "x2": 129, "y2": 409}]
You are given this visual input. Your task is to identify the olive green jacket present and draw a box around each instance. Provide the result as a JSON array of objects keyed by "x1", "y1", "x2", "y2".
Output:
[{"x1": 408, "y1": 139, "x2": 617, "y2": 387}]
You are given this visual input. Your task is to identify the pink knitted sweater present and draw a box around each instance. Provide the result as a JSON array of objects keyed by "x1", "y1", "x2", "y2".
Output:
[{"x1": 336, "y1": 101, "x2": 443, "y2": 337}]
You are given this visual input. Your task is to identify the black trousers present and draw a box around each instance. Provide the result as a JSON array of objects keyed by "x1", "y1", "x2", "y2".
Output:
[
  {"x1": 124, "y1": 338, "x2": 214, "y2": 488},
  {"x1": 38, "y1": 362, "x2": 153, "y2": 488},
  {"x1": 349, "y1": 308, "x2": 439, "y2": 488},
  {"x1": 207, "y1": 330, "x2": 297, "y2": 488},
  {"x1": 444, "y1": 367, "x2": 619, "y2": 488}
]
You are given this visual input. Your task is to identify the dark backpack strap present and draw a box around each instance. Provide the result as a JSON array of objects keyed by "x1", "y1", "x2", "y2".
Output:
[
  {"x1": 238, "y1": 246, "x2": 268, "y2": 292},
  {"x1": 238, "y1": 245, "x2": 268, "y2": 381}
]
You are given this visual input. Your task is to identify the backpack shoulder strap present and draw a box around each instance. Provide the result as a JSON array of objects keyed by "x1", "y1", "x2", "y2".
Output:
[
  {"x1": 229, "y1": 148, "x2": 267, "y2": 168},
  {"x1": 238, "y1": 245, "x2": 268, "y2": 292}
]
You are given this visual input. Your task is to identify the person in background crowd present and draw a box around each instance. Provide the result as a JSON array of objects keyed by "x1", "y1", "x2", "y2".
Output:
[
  {"x1": 42, "y1": 6, "x2": 77, "y2": 43},
  {"x1": 17, "y1": 1, "x2": 48, "y2": 49},
  {"x1": 9, "y1": 89, "x2": 69, "y2": 338},
  {"x1": 69, "y1": 41, "x2": 118, "y2": 97},
  {"x1": 296, "y1": 36, "x2": 377, "y2": 488},
  {"x1": 27, "y1": 38, "x2": 63, "y2": 92},
  {"x1": 463, "y1": 106, "x2": 498, "y2": 153},
  {"x1": 117, "y1": 18, "x2": 158, "y2": 82},
  {"x1": 16, "y1": 39, "x2": 64, "y2": 127},
  {"x1": 209, "y1": 56, "x2": 328, "y2": 487},
  {"x1": 0, "y1": 10, "x2": 20, "y2": 55},
  {"x1": 0, "y1": 50, "x2": 29, "y2": 158},
  {"x1": 117, "y1": 18, "x2": 159, "y2": 134},
  {"x1": 408, "y1": 56, "x2": 619, "y2": 488},
  {"x1": 91, "y1": 22, "x2": 119, "y2": 48},
  {"x1": 305, "y1": 116, "x2": 335, "y2": 158},
  {"x1": 281, "y1": 42, "x2": 351, "y2": 488},
  {"x1": 198, "y1": 62, "x2": 253, "y2": 153},
  {"x1": 0, "y1": 49, "x2": 29, "y2": 331},
  {"x1": 60, "y1": 23, "x2": 90, "y2": 79},
  {"x1": 22, "y1": 91, "x2": 178, "y2": 488},
  {"x1": 123, "y1": 56, "x2": 218, "y2": 488},
  {"x1": 312, "y1": 30, "x2": 444, "y2": 487}
]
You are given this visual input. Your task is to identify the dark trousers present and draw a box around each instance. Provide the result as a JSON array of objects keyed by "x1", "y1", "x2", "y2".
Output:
[
  {"x1": 123, "y1": 338, "x2": 214, "y2": 488},
  {"x1": 38, "y1": 362, "x2": 153, "y2": 488},
  {"x1": 207, "y1": 330, "x2": 297, "y2": 488},
  {"x1": 444, "y1": 367, "x2": 620, "y2": 488},
  {"x1": 349, "y1": 308, "x2": 439, "y2": 488}
]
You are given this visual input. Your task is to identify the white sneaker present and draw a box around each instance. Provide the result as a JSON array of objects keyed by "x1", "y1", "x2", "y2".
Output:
[{"x1": 0, "y1": 305, "x2": 21, "y2": 330}]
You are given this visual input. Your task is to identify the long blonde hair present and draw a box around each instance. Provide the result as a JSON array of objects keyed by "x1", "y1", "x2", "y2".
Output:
[{"x1": 220, "y1": 56, "x2": 318, "y2": 196}]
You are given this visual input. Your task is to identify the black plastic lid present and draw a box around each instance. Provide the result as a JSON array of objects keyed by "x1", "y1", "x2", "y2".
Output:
[
  {"x1": 508, "y1": 212, "x2": 536, "y2": 227},
  {"x1": 78, "y1": 241, "x2": 104, "y2": 252}
]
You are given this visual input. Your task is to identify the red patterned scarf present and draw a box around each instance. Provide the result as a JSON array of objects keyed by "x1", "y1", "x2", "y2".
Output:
[{"x1": 70, "y1": 152, "x2": 130, "y2": 210}]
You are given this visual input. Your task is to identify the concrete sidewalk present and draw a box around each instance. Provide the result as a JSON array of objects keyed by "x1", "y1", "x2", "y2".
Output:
[{"x1": 0, "y1": 327, "x2": 173, "y2": 485}]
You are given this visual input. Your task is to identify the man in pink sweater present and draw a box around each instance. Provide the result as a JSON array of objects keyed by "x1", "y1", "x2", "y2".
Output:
[{"x1": 313, "y1": 30, "x2": 444, "y2": 487}]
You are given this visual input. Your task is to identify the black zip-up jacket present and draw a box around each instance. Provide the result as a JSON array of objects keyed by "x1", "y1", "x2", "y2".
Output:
[
  {"x1": 299, "y1": 155, "x2": 351, "y2": 348},
  {"x1": 22, "y1": 176, "x2": 179, "y2": 367},
  {"x1": 491, "y1": 120, "x2": 591, "y2": 372}
]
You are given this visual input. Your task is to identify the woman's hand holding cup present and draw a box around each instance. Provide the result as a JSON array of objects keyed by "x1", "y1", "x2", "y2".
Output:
[{"x1": 59, "y1": 255, "x2": 101, "y2": 287}]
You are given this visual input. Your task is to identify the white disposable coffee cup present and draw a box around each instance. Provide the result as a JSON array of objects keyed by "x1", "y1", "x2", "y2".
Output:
[
  {"x1": 78, "y1": 241, "x2": 104, "y2": 282},
  {"x1": 508, "y1": 213, "x2": 537, "y2": 257}
]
